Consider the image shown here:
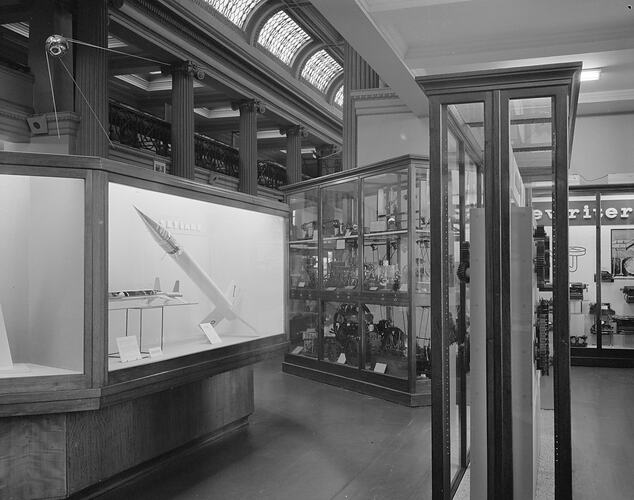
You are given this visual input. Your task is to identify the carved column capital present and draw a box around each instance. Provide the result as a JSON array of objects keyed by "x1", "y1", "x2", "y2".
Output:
[
  {"x1": 166, "y1": 60, "x2": 205, "y2": 80},
  {"x1": 231, "y1": 99, "x2": 266, "y2": 114},
  {"x1": 280, "y1": 124, "x2": 308, "y2": 138}
]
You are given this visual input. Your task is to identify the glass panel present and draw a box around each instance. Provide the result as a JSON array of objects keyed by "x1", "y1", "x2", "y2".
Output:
[
  {"x1": 509, "y1": 97, "x2": 553, "y2": 172},
  {"x1": 288, "y1": 299, "x2": 319, "y2": 358},
  {"x1": 333, "y1": 85, "x2": 344, "y2": 107},
  {"x1": 508, "y1": 97, "x2": 549, "y2": 498},
  {"x1": 301, "y1": 49, "x2": 343, "y2": 93},
  {"x1": 321, "y1": 181, "x2": 358, "y2": 292},
  {"x1": 559, "y1": 192, "x2": 597, "y2": 349},
  {"x1": 289, "y1": 190, "x2": 319, "y2": 290},
  {"x1": 257, "y1": 10, "x2": 311, "y2": 65},
  {"x1": 202, "y1": 0, "x2": 265, "y2": 28},
  {"x1": 447, "y1": 101, "x2": 485, "y2": 489},
  {"x1": 322, "y1": 300, "x2": 361, "y2": 367},
  {"x1": 0, "y1": 175, "x2": 84, "y2": 378},
  {"x1": 446, "y1": 127, "x2": 461, "y2": 482},
  {"x1": 601, "y1": 193, "x2": 634, "y2": 349},
  {"x1": 415, "y1": 166, "x2": 431, "y2": 294},
  {"x1": 362, "y1": 170, "x2": 409, "y2": 296},
  {"x1": 363, "y1": 303, "x2": 409, "y2": 379},
  {"x1": 107, "y1": 183, "x2": 285, "y2": 371}
]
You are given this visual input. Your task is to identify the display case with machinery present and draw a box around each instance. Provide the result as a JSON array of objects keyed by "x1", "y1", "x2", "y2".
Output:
[{"x1": 282, "y1": 155, "x2": 431, "y2": 406}]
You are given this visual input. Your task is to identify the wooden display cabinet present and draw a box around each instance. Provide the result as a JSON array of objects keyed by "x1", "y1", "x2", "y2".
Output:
[
  {"x1": 282, "y1": 155, "x2": 431, "y2": 406},
  {"x1": 0, "y1": 152, "x2": 288, "y2": 498}
]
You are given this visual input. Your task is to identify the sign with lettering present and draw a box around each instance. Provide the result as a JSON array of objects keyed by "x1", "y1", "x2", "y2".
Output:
[{"x1": 533, "y1": 199, "x2": 634, "y2": 226}]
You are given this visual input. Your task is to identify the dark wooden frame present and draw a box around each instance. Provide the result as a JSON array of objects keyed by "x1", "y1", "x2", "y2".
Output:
[
  {"x1": 419, "y1": 63, "x2": 581, "y2": 500},
  {"x1": 0, "y1": 151, "x2": 289, "y2": 417}
]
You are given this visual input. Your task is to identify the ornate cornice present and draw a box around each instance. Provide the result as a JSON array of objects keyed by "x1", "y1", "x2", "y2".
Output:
[{"x1": 349, "y1": 88, "x2": 399, "y2": 102}]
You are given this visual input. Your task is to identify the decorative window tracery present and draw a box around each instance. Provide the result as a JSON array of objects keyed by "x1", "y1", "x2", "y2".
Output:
[
  {"x1": 257, "y1": 10, "x2": 311, "y2": 65},
  {"x1": 301, "y1": 50, "x2": 342, "y2": 93},
  {"x1": 202, "y1": 0, "x2": 264, "y2": 28}
]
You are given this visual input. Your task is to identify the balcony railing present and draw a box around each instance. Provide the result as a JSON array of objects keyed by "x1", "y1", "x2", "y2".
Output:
[{"x1": 108, "y1": 101, "x2": 287, "y2": 189}]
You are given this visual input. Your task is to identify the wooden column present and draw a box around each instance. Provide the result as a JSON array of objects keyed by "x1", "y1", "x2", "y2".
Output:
[
  {"x1": 342, "y1": 42, "x2": 379, "y2": 170},
  {"x1": 72, "y1": 0, "x2": 108, "y2": 157},
  {"x1": 170, "y1": 61, "x2": 200, "y2": 180},
  {"x1": 281, "y1": 125, "x2": 306, "y2": 185},
  {"x1": 232, "y1": 99, "x2": 265, "y2": 195}
]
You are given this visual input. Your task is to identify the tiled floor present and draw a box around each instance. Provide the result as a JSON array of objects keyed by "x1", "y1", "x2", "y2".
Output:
[{"x1": 94, "y1": 358, "x2": 633, "y2": 500}]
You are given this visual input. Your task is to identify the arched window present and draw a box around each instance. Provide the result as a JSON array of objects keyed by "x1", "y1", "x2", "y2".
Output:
[
  {"x1": 301, "y1": 49, "x2": 342, "y2": 93},
  {"x1": 202, "y1": 0, "x2": 265, "y2": 29},
  {"x1": 257, "y1": 10, "x2": 311, "y2": 65},
  {"x1": 333, "y1": 85, "x2": 344, "y2": 107}
]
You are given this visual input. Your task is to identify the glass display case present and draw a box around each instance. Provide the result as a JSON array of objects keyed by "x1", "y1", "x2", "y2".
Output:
[
  {"x1": 550, "y1": 185, "x2": 634, "y2": 365},
  {"x1": 107, "y1": 183, "x2": 285, "y2": 372},
  {"x1": 282, "y1": 155, "x2": 431, "y2": 406},
  {"x1": 0, "y1": 175, "x2": 85, "y2": 381},
  {"x1": 0, "y1": 152, "x2": 287, "y2": 410}
]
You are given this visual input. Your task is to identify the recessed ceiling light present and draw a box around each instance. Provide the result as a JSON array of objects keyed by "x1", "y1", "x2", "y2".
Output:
[
  {"x1": 580, "y1": 69, "x2": 601, "y2": 82},
  {"x1": 149, "y1": 70, "x2": 162, "y2": 75}
]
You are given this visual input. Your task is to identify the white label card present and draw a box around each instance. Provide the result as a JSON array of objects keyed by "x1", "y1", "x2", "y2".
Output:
[
  {"x1": 148, "y1": 346, "x2": 164, "y2": 358},
  {"x1": 374, "y1": 362, "x2": 387, "y2": 374},
  {"x1": 337, "y1": 353, "x2": 346, "y2": 364},
  {"x1": 200, "y1": 322, "x2": 222, "y2": 344},
  {"x1": 291, "y1": 346, "x2": 304, "y2": 355},
  {"x1": 336, "y1": 239, "x2": 346, "y2": 250},
  {"x1": 116, "y1": 336, "x2": 143, "y2": 363}
]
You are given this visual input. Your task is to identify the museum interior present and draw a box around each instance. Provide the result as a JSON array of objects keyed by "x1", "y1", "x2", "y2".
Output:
[{"x1": 0, "y1": 1, "x2": 633, "y2": 499}]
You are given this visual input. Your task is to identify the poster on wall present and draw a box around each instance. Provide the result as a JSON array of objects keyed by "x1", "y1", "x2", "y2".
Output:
[{"x1": 611, "y1": 228, "x2": 634, "y2": 277}]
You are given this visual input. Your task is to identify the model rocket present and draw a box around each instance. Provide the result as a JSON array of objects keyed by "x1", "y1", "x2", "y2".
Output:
[{"x1": 134, "y1": 207, "x2": 257, "y2": 333}]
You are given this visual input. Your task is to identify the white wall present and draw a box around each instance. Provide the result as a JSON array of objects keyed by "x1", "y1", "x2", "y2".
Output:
[
  {"x1": 571, "y1": 113, "x2": 634, "y2": 181},
  {"x1": 353, "y1": 89, "x2": 429, "y2": 168}
]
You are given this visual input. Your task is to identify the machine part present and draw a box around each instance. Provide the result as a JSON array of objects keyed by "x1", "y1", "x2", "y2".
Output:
[
  {"x1": 457, "y1": 241, "x2": 470, "y2": 283},
  {"x1": 533, "y1": 226, "x2": 551, "y2": 291},
  {"x1": 534, "y1": 299, "x2": 551, "y2": 375}
]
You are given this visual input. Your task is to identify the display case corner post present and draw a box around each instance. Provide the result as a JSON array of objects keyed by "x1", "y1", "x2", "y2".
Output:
[{"x1": 428, "y1": 95, "x2": 451, "y2": 499}]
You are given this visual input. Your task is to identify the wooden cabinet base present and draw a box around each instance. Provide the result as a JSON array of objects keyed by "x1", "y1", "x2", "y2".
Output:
[
  {"x1": 282, "y1": 359, "x2": 431, "y2": 407},
  {"x1": 0, "y1": 366, "x2": 254, "y2": 500}
]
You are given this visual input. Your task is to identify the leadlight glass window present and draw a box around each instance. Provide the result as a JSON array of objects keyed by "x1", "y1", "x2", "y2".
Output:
[
  {"x1": 203, "y1": 0, "x2": 264, "y2": 28},
  {"x1": 301, "y1": 50, "x2": 343, "y2": 93},
  {"x1": 257, "y1": 10, "x2": 311, "y2": 66},
  {"x1": 334, "y1": 85, "x2": 344, "y2": 107}
]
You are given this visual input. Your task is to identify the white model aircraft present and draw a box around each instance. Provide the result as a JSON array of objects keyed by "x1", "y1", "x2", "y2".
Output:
[
  {"x1": 108, "y1": 278, "x2": 185, "y2": 304},
  {"x1": 134, "y1": 207, "x2": 257, "y2": 333}
]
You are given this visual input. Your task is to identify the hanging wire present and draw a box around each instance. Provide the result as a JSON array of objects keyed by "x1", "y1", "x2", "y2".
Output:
[
  {"x1": 57, "y1": 56, "x2": 113, "y2": 146},
  {"x1": 44, "y1": 50, "x2": 61, "y2": 139},
  {"x1": 44, "y1": 34, "x2": 169, "y2": 142},
  {"x1": 64, "y1": 37, "x2": 168, "y2": 66}
]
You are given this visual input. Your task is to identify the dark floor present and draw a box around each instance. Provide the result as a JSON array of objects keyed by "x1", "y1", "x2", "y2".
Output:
[
  {"x1": 95, "y1": 358, "x2": 633, "y2": 500},
  {"x1": 571, "y1": 366, "x2": 634, "y2": 500},
  {"x1": 97, "y1": 353, "x2": 432, "y2": 500}
]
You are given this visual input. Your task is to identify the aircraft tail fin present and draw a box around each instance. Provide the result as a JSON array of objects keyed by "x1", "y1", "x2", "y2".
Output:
[
  {"x1": 224, "y1": 281, "x2": 240, "y2": 306},
  {"x1": 172, "y1": 280, "x2": 180, "y2": 293},
  {"x1": 154, "y1": 276, "x2": 161, "y2": 291}
]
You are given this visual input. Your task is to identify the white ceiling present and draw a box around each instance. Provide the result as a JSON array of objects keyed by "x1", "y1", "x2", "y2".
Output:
[{"x1": 309, "y1": 0, "x2": 634, "y2": 117}]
